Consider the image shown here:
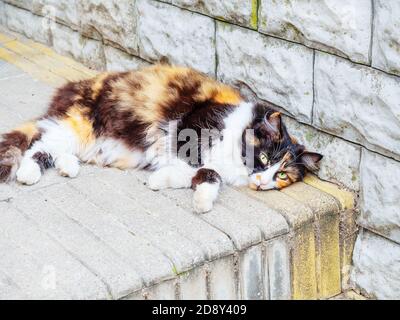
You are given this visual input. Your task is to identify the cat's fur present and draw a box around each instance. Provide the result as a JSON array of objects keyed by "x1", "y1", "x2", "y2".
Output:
[{"x1": 0, "y1": 64, "x2": 322, "y2": 213}]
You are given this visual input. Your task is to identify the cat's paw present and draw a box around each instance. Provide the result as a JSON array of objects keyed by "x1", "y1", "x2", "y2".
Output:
[
  {"x1": 16, "y1": 158, "x2": 41, "y2": 185},
  {"x1": 55, "y1": 154, "x2": 80, "y2": 178},
  {"x1": 148, "y1": 170, "x2": 169, "y2": 190},
  {"x1": 192, "y1": 183, "x2": 218, "y2": 213},
  {"x1": 148, "y1": 165, "x2": 194, "y2": 191}
]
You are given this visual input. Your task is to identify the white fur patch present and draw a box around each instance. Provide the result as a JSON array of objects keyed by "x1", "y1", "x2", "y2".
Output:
[
  {"x1": 249, "y1": 161, "x2": 281, "y2": 190},
  {"x1": 33, "y1": 118, "x2": 79, "y2": 157},
  {"x1": 35, "y1": 119, "x2": 147, "y2": 170},
  {"x1": 193, "y1": 182, "x2": 220, "y2": 213},
  {"x1": 148, "y1": 159, "x2": 196, "y2": 190},
  {"x1": 55, "y1": 154, "x2": 80, "y2": 178},
  {"x1": 16, "y1": 158, "x2": 41, "y2": 185},
  {"x1": 203, "y1": 101, "x2": 255, "y2": 186},
  {"x1": 80, "y1": 137, "x2": 145, "y2": 169}
]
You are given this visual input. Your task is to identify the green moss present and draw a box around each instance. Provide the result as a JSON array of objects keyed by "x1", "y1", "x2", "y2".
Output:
[
  {"x1": 218, "y1": 21, "x2": 231, "y2": 29},
  {"x1": 280, "y1": 22, "x2": 304, "y2": 42},
  {"x1": 172, "y1": 265, "x2": 179, "y2": 275},
  {"x1": 250, "y1": 0, "x2": 258, "y2": 29},
  {"x1": 305, "y1": 131, "x2": 314, "y2": 143},
  {"x1": 260, "y1": 20, "x2": 267, "y2": 29},
  {"x1": 215, "y1": 16, "x2": 227, "y2": 23},
  {"x1": 172, "y1": 265, "x2": 188, "y2": 276}
]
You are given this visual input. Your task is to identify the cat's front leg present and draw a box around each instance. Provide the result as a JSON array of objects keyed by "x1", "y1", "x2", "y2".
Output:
[
  {"x1": 148, "y1": 160, "x2": 196, "y2": 190},
  {"x1": 191, "y1": 168, "x2": 221, "y2": 213}
]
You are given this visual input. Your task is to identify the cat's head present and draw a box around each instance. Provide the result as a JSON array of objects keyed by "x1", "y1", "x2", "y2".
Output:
[{"x1": 243, "y1": 104, "x2": 323, "y2": 191}]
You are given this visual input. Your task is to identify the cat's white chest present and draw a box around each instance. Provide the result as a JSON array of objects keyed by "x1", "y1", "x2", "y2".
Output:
[{"x1": 203, "y1": 101, "x2": 254, "y2": 186}]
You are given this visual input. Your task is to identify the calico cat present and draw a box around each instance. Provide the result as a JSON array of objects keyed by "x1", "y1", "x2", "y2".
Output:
[{"x1": 0, "y1": 64, "x2": 322, "y2": 213}]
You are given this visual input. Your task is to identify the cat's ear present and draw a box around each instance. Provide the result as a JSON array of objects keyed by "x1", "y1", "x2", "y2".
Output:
[
  {"x1": 300, "y1": 152, "x2": 323, "y2": 171},
  {"x1": 262, "y1": 112, "x2": 282, "y2": 139}
]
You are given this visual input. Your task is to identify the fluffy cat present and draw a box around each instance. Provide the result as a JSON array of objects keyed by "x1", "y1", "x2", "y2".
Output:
[{"x1": 0, "y1": 64, "x2": 322, "y2": 213}]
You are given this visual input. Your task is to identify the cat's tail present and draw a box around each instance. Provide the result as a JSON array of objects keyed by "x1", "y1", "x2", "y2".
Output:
[{"x1": 0, "y1": 121, "x2": 40, "y2": 182}]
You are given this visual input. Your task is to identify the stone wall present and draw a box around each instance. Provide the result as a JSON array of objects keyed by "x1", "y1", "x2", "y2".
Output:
[{"x1": 0, "y1": 0, "x2": 399, "y2": 299}]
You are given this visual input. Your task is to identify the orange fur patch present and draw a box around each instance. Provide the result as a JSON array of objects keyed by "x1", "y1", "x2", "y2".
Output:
[
  {"x1": 114, "y1": 64, "x2": 242, "y2": 125},
  {"x1": 276, "y1": 178, "x2": 292, "y2": 189},
  {"x1": 91, "y1": 73, "x2": 111, "y2": 100},
  {"x1": 213, "y1": 87, "x2": 242, "y2": 105},
  {"x1": 15, "y1": 121, "x2": 39, "y2": 142},
  {"x1": 114, "y1": 65, "x2": 178, "y2": 123},
  {"x1": 62, "y1": 105, "x2": 95, "y2": 146}
]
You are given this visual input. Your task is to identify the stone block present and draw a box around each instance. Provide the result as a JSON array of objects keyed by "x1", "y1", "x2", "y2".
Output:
[
  {"x1": 265, "y1": 237, "x2": 291, "y2": 300},
  {"x1": 217, "y1": 22, "x2": 314, "y2": 122},
  {"x1": 359, "y1": 149, "x2": 400, "y2": 244},
  {"x1": 51, "y1": 23, "x2": 106, "y2": 71},
  {"x1": 78, "y1": 0, "x2": 138, "y2": 54},
  {"x1": 208, "y1": 255, "x2": 237, "y2": 300},
  {"x1": 165, "y1": 0, "x2": 258, "y2": 28},
  {"x1": 179, "y1": 265, "x2": 207, "y2": 300},
  {"x1": 351, "y1": 230, "x2": 400, "y2": 299},
  {"x1": 104, "y1": 45, "x2": 149, "y2": 72},
  {"x1": 32, "y1": 0, "x2": 79, "y2": 30},
  {"x1": 372, "y1": 0, "x2": 400, "y2": 76},
  {"x1": 259, "y1": 0, "x2": 372, "y2": 64},
  {"x1": 291, "y1": 223, "x2": 317, "y2": 299},
  {"x1": 4, "y1": 3, "x2": 51, "y2": 45},
  {"x1": 314, "y1": 52, "x2": 400, "y2": 159},
  {"x1": 239, "y1": 245, "x2": 264, "y2": 299},
  {"x1": 137, "y1": 0, "x2": 215, "y2": 75}
]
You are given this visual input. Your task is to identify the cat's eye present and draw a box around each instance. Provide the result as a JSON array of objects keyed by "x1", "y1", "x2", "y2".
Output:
[
  {"x1": 259, "y1": 152, "x2": 268, "y2": 165},
  {"x1": 277, "y1": 172, "x2": 288, "y2": 180}
]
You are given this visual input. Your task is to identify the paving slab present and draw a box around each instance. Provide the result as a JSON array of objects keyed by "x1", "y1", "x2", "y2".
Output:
[{"x1": 0, "y1": 201, "x2": 109, "y2": 299}]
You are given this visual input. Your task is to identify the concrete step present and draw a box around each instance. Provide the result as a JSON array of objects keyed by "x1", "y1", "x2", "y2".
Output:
[{"x1": 0, "y1": 29, "x2": 357, "y2": 300}]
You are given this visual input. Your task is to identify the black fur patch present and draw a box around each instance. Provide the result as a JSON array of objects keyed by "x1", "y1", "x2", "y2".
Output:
[
  {"x1": 0, "y1": 131, "x2": 31, "y2": 182},
  {"x1": 191, "y1": 168, "x2": 222, "y2": 190},
  {"x1": 32, "y1": 152, "x2": 54, "y2": 173}
]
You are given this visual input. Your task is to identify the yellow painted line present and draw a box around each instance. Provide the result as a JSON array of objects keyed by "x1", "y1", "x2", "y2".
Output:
[
  {"x1": 0, "y1": 31, "x2": 98, "y2": 86},
  {"x1": 2, "y1": 40, "x2": 39, "y2": 57},
  {"x1": 2, "y1": 40, "x2": 95, "y2": 82},
  {"x1": 303, "y1": 174, "x2": 355, "y2": 210},
  {"x1": 28, "y1": 41, "x2": 97, "y2": 78},
  {"x1": 0, "y1": 30, "x2": 86, "y2": 73},
  {"x1": 0, "y1": 33, "x2": 15, "y2": 44},
  {"x1": 0, "y1": 47, "x2": 66, "y2": 87}
]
